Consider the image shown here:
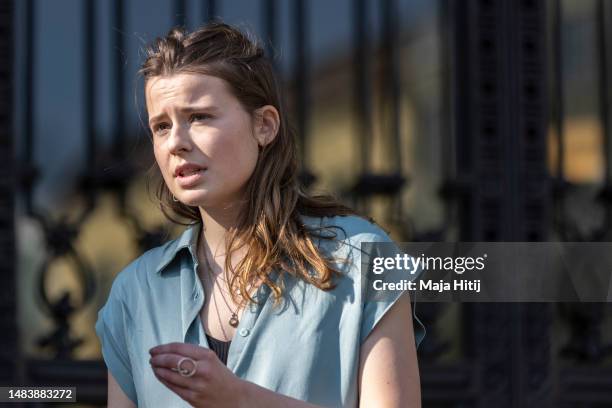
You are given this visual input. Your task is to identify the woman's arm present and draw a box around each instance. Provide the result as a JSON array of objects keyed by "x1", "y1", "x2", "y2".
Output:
[
  {"x1": 358, "y1": 291, "x2": 421, "y2": 408},
  {"x1": 108, "y1": 371, "x2": 137, "y2": 408},
  {"x1": 244, "y1": 292, "x2": 422, "y2": 408}
]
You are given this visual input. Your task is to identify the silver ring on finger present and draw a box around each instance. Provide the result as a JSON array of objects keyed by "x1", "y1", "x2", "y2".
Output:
[{"x1": 170, "y1": 357, "x2": 197, "y2": 377}]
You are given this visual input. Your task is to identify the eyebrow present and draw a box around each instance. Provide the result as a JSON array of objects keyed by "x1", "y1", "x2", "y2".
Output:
[{"x1": 148, "y1": 105, "x2": 219, "y2": 126}]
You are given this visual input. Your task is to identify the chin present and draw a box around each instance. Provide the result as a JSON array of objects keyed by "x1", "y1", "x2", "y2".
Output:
[{"x1": 175, "y1": 190, "x2": 210, "y2": 207}]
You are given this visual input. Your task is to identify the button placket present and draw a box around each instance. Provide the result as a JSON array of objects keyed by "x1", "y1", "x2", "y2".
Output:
[
  {"x1": 183, "y1": 247, "x2": 206, "y2": 344},
  {"x1": 226, "y1": 273, "x2": 277, "y2": 372},
  {"x1": 181, "y1": 258, "x2": 201, "y2": 342},
  {"x1": 225, "y1": 305, "x2": 253, "y2": 371}
]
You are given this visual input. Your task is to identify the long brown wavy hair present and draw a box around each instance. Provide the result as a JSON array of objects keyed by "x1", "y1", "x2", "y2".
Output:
[{"x1": 140, "y1": 21, "x2": 374, "y2": 306}]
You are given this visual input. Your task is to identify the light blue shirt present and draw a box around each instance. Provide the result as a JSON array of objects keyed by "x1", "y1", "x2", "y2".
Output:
[{"x1": 95, "y1": 214, "x2": 425, "y2": 407}]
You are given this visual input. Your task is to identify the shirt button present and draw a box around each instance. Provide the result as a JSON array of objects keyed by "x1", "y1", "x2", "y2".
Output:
[
  {"x1": 239, "y1": 328, "x2": 250, "y2": 337},
  {"x1": 193, "y1": 292, "x2": 199, "y2": 300}
]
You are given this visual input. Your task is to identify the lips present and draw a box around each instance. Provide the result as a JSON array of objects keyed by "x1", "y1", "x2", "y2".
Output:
[
  {"x1": 174, "y1": 163, "x2": 207, "y2": 189},
  {"x1": 174, "y1": 163, "x2": 207, "y2": 178}
]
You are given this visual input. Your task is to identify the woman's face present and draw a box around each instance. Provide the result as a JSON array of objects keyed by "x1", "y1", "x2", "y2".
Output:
[{"x1": 146, "y1": 73, "x2": 260, "y2": 209}]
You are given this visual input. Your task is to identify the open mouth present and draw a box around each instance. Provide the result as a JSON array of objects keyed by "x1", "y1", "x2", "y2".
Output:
[
  {"x1": 178, "y1": 168, "x2": 205, "y2": 177},
  {"x1": 175, "y1": 168, "x2": 207, "y2": 187}
]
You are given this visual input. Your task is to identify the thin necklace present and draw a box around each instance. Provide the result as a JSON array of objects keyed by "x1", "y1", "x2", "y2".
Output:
[{"x1": 201, "y1": 247, "x2": 241, "y2": 328}]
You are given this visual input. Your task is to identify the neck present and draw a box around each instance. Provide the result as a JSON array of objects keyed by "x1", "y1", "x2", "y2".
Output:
[{"x1": 198, "y1": 203, "x2": 243, "y2": 259}]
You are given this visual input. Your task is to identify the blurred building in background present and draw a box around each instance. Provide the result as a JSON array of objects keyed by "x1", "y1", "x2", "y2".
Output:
[{"x1": 2, "y1": 0, "x2": 612, "y2": 407}]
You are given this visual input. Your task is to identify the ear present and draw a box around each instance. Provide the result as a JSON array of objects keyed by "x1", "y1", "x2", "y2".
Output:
[{"x1": 253, "y1": 105, "x2": 280, "y2": 147}]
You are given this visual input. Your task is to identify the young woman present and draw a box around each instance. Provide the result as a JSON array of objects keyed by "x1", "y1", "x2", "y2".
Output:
[{"x1": 95, "y1": 22, "x2": 425, "y2": 408}]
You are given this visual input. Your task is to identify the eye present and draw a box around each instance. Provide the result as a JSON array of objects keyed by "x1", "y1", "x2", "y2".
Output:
[
  {"x1": 190, "y1": 113, "x2": 212, "y2": 122},
  {"x1": 152, "y1": 122, "x2": 171, "y2": 135}
]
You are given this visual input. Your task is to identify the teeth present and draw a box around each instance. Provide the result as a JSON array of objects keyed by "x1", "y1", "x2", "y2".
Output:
[{"x1": 181, "y1": 169, "x2": 201, "y2": 177}]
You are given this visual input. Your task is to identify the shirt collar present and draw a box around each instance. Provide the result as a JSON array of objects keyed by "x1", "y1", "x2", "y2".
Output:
[
  {"x1": 153, "y1": 215, "x2": 323, "y2": 275},
  {"x1": 155, "y1": 222, "x2": 202, "y2": 274}
]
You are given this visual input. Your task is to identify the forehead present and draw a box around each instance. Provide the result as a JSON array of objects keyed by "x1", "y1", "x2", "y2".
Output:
[{"x1": 145, "y1": 73, "x2": 232, "y2": 112}]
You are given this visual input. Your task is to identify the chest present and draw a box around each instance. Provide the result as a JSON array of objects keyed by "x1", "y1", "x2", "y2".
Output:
[
  {"x1": 199, "y1": 301, "x2": 238, "y2": 340},
  {"x1": 197, "y1": 264, "x2": 244, "y2": 341},
  {"x1": 135, "y1": 268, "x2": 360, "y2": 407}
]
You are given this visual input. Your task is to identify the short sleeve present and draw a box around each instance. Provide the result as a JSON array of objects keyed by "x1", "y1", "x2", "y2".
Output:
[
  {"x1": 95, "y1": 271, "x2": 138, "y2": 405},
  {"x1": 359, "y1": 232, "x2": 426, "y2": 348}
]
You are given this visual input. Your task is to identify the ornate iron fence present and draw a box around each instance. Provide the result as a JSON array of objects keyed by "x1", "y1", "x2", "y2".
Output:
[{"x1": 3, "y1": 0, "x2": 612, "y2": 407}]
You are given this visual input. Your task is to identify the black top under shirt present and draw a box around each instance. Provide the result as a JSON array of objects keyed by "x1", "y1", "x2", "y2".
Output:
[{"x1": 205, "y1": 333, "x2": 231, "y2": 365}]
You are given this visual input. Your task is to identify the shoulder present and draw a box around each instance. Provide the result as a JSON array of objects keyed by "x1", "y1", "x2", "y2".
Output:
[
  {"x1": 302, "y1": 214, "x2": 394, "y2": 246},
  {"x1": 300, "y1": 214, "x2": 396, "y2": 272},
  {"x1": 106, "y1": 233, "x2": 187, "y2": 298}
]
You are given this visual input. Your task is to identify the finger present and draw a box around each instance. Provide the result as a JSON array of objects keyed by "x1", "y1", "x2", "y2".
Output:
[
  {"x1": 150, "y1": 351, "x2": 219, "y2": 376},
  {"x1": 150, "y1": 353, "x2": 193, "y2": 370},
  {"x1": 152, "y1": 365, "x2": 204, "y2": 391},
  {"x1": 149, "y1": 342, "x2": 190, "y2": 356},
  {"x1": 150, "y1": 342, "x2": 213, "y2": 360},
  {"x1": 149, "y1": 353, "x2": 209, "y2": 390}
]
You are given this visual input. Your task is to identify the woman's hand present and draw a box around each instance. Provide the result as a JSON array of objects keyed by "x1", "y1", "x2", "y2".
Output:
[
  {"x1": 150, "y1": 342, "x2": 323, "y2": 407},
  {"x1": 149, "y1": 342, "x2": 247, "y2": 408}
]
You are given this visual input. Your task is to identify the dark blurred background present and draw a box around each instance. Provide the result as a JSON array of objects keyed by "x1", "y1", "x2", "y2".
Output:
[{"x1": 2, "y1": 0, "x2": 612, "y2": 407}]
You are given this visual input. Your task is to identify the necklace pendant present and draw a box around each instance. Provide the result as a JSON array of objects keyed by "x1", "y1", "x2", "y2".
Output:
[{"x1": 229, "y1": 313, "x2": 239, "y2": 327}]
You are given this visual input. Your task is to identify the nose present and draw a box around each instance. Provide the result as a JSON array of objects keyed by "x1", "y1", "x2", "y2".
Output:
[{"x1": 167, "y1": 122, "x2": 192, "y2": 154}]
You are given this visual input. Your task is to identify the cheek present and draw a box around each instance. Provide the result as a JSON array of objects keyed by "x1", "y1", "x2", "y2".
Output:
[
  {"x1": 208, "y1": 126, "x2": 259, "y2": 176},
  {"x1": 213, "y1": 138, "x2": 258, "y2": 177},
  {"x1": 153, "y1": 146, "x2": 171, "y2": 177}
]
